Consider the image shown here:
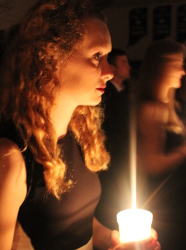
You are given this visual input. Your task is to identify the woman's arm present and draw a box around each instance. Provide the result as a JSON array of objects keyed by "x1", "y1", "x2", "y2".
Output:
[
  {"x1": 93, "y1": 217, "x2": 113, "y2": 250},
  {"x1": 0, "y1": 138, "x2": 27, "y2": 250}
]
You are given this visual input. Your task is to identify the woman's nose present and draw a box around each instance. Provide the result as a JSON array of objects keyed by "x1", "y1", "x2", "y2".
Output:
[
  {"x1": 101, "y1": 60, "x2": 114, "y2": 82},
  {"x1": 181, "y1": 67, "x2": 185, "y2": 76}
]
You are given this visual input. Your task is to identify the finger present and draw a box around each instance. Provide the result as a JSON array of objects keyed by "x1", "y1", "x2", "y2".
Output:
[
  {"x1": 138, "y1": 228, "x2": 158, "y2": 246},
  {"x1": 155, "y1": 242, "x2": 161, "y2": 250},
  {"x1": 110, "y1": 230, "x2": 120, "y2": 246},
  {"x1": 151, "y1": 228, "x2": 158, "y2": 241}
]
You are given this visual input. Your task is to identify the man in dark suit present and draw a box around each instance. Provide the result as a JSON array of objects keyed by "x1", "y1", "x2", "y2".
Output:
[
  {"x1": 102, "y1": 49, "x2": 131, "y2": 154},
  {"x1": 95, "y1": 48, "x2": 132, "y2": 230}
]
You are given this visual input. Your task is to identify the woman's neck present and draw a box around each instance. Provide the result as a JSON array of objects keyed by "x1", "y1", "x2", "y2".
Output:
[
  {"x1": 156, "y1": 83, "x2": 170, "y2": 103},
  {"x1": 51, "y1": 105, "x2": 76, "y2": 139}
]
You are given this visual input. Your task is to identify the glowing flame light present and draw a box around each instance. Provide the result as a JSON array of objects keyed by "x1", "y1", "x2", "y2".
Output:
[
  {"x1": 117, "y1": 209, "x2": 153, "y2": 243},
  {"x1": 117, "y1": 101, "x2": 153, "y2": 243},
  {"x1": 129, "y1": 101, "x2": 137, "y2": 209}
]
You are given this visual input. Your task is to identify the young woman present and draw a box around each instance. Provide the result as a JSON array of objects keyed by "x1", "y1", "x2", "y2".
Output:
[
  {"x1": 136, "y1": 40, "x2": 186, "y2": 249},
  {"x1": 0, "y1": 0, "x2": 160, "y2": 249},
  {"x1": 137, "y1": 40, "x2": 186, "y2": 176}
]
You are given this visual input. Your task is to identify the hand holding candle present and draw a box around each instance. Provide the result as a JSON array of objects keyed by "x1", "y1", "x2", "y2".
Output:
[{"x1": 109, "y1": 227, "x2": 160, "y2": 250}]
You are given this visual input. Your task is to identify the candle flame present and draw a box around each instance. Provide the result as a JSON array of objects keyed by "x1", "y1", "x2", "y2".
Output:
[
  {"x1": 129, "y1": 101, "x2": 137, "y2": 209},
  {"x1": 117, "y1": 209, "x2": 153, "y2": 243}
]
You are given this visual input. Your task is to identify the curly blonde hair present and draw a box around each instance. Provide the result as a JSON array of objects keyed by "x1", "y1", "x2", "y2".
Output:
[{"x1": 0, "y1": 0, "x2": 110, "y2": 199}]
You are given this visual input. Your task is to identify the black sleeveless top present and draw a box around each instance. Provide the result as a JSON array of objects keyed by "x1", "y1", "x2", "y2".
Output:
[{"x1": 0, "y1": 123, "x2": 101, "y2": 250}]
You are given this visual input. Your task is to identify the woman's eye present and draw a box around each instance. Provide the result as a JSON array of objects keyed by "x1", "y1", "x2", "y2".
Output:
[{"x1": 94, "y1": 53, "x2": 101, "y2": 61}]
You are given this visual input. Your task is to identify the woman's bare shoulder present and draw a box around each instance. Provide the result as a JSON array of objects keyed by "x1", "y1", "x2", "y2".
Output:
[
  {"x1": 137, "y1": 101, "x2": 169, "y2": 137},
  {"x1": 0, "y1": 137, "x2": 25, "y2": 168},
  {"x1": 0, "y1": 137, "x2": 27, "y2": 201},
  {"x1": 140, "y1": 101, "x2": 166, "y2": 112},
  {"x1": 139, "y1": 101, "x2": 168, "y2": 123},
  {"x1": 0, "y1": 138, "x2": 27, "y2": 249}
]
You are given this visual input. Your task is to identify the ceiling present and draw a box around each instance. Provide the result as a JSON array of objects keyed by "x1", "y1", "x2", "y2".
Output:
[
  {"x1": 92, "y1": 0, "x2": 186, "y2": 9},
  {"x1": 0, "y1": 0, "x2": 185, "y2": 30}
]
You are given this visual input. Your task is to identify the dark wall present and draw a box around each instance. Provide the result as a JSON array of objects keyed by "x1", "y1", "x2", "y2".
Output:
[{"x1": 103, "y1": 1, "x2": 186, "y2": 61}]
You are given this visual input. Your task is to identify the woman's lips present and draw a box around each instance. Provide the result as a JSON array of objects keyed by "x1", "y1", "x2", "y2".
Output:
[
  {"x1": 96, "y1": 87, "x2": 106, "y2": 94},
  {"x1": 96, "y1": 84, "x2": 106, "y2": 93}
]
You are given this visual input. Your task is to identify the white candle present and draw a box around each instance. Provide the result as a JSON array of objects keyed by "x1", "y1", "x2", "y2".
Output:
[{"x1": 117, "y1": 209, "x2": 153, "y2": 243}]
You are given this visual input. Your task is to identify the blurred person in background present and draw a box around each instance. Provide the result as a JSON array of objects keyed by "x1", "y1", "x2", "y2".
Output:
[
  {"x1": 136, "y1": 40, "x2": 186, "y2": 250},
  {"x1": 175, "y1": 63, "x2": 186, "y2": 125},
  {"x1": 95, "y1": 48, "x2": 133, "y2": 230}
]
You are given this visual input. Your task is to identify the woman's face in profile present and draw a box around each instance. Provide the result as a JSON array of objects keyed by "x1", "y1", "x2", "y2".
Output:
[{"x1": 55, "y1": 18, "x2": 113, "y2": 109}]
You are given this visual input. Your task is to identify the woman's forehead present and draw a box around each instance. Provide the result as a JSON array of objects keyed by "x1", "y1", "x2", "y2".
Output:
[{"x1": 82, "y1": 18, "x2": 111, "y2": 50}]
